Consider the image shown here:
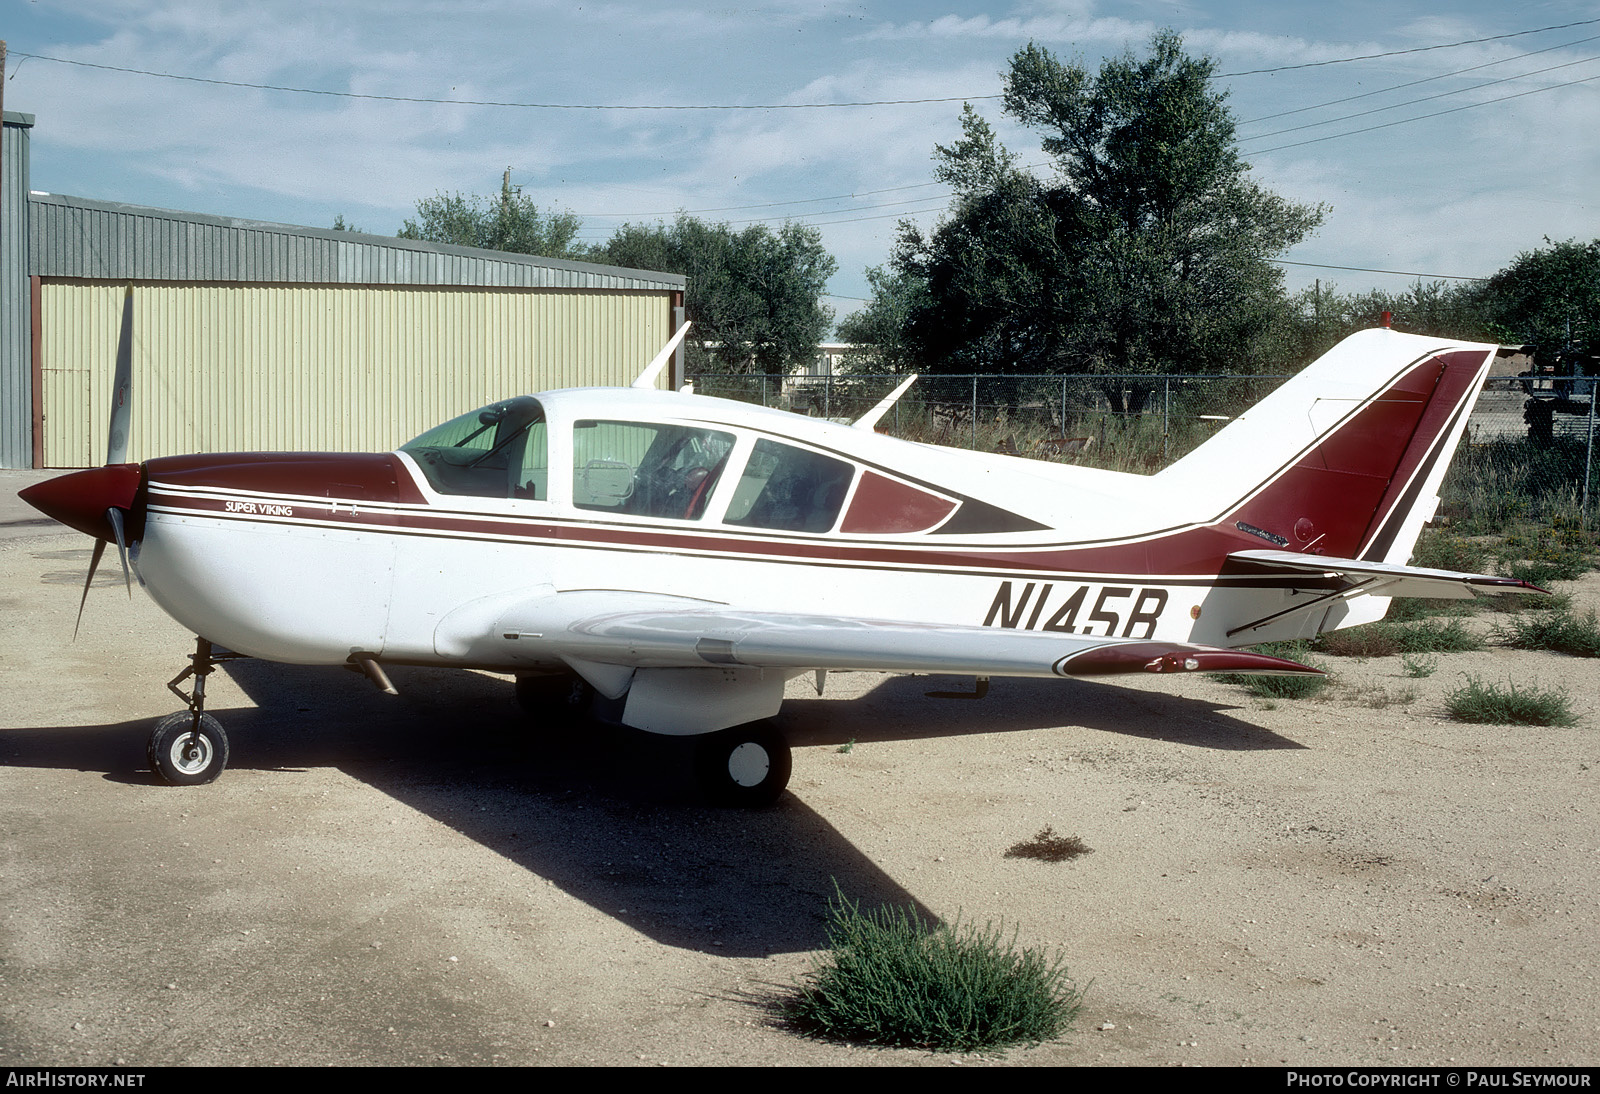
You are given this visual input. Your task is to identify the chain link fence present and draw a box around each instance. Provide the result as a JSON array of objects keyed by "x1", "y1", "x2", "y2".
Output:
[{"x1": 688, "y1": 371, "x2": 1599, "y2": 530}]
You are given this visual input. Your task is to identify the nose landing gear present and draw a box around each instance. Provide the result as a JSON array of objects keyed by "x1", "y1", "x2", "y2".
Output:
[{"x1": 150, "y1": 637, "x2": 243, "y2": 786}]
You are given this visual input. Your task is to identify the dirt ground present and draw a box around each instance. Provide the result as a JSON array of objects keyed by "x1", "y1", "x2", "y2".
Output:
[{"x1": 2, "y1": 469, "x2": 1598, "y2": 1067}]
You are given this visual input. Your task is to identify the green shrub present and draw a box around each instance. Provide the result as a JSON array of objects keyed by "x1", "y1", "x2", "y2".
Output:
[
  {"x1": 1479, "y1": 589, "x2": 1572, "y2": 614},
  {"x1": 1401, "y1": 653, "x2": 1438, "y2": 678},
  {"x1": 1360, "y1": 684, "x2": 1418, "y2": 709},
  {"x1": 1504, "y1": 558, "x2": 1591, "y2": 587},
  {"x1": 1495, "y1": 609, "x2": 1600, "y2": 658},
  {"x1": 1317, "y1": 618, "x2": 1482, "y2": 657},
  {"x1": 1410, "y1": 530, "x2": 1489, "y2": 573},
  {"x1": 1446, "y1": 677, "x2": 1578, "y2": 727},
  {"x1": 1211, "y1": 641, "x2": 1329, "y2": 698},
  {"x1": 1384, "y1": 596, "x2": 1474, "y2": 622},
  {"x1": 786, "y1": 889, "x2": 1083, "y2": 1052}
]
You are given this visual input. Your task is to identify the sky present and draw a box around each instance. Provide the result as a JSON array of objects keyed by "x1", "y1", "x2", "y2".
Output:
[{"x1": 4, "y1": 0, "x2": 1599, "y2": 326}]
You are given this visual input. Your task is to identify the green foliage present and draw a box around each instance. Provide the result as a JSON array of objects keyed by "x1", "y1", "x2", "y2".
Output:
[
  {"x1": 1359, "y1": 684, "x2": 1418, "y2": 709},
  {"x1": 398, "y1": 175, "x2": 582, "y2": 259},
  {"x1": 1479, "y1": 238, "x2": 1600, "y2": 369},
  {"x1": 1446, "y1": 677, "x2": 1578, "y2": 727},
  {"x1": 1410, "y1": 529, "x2": 1490, "y2": 574},
  {"x1": 1211, "y1": 641, "x2": 1328, "y2": 698},
  {"x1": 1316, "y1": 618, "x2": 1483, "y2": 658},
  {"x1": 1495, "y1": 526, "x2": 1597, "y2": 584},
  {"x1": 1384, "y1": 597, "x2": 1474, "y2": 621},
  {"x1": 592, "y1": 215, "x2": 836, "y2": 374},
  {"x1": 887, "y1": 32, "x2": 1323, "y2": 383},
  {"x1": 1237, "y1": 671, "x2": 1330, "y2": 700},
  {"x1": 1401, "y1": 653, "x2": 1439, "y2": 678},
  {"x1": 1278, "y1": 279, "x2": 1499, "y2": 364},
  {"x1": 1495, "y1": 609, "x2": 1600, "y2": 658},
  {"x1": 835, "y1": 266, "x2": 930, "y2": 374},
  {"x1": 787, "y1": 889, "x2": 1083, "y2": 1052},
  {"x1": 1441, "y1": 439, "x2": 1600, "y2": 534}
]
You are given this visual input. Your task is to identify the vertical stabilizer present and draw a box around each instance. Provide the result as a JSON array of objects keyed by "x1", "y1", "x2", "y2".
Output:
[{"x1": 1157, "y1": 328, "x2": 1497, "y2": 565}]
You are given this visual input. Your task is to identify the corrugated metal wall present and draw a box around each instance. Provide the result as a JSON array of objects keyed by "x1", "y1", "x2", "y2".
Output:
[
  {"x1": 0, "y1": 113, "x2": 33, "y2": 469},
  {"x1": 38, "y1": 281, "x2": 671, "y2": 465}
]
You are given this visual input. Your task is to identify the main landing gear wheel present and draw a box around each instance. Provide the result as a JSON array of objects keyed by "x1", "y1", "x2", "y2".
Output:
[
  {"x1": 147, "y1": 712, "x2": 230, "y2": 786},
  {"x1": 694, "y1": 722, "x2": 791, "y2": 807}
]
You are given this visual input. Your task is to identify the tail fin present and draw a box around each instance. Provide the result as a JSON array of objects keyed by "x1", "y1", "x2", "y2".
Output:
[{"x1": 1158, "y1": 328, "x2": 1498, "y2": 565}]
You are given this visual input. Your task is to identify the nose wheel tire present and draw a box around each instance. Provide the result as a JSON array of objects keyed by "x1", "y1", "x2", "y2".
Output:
[
  {"x1": 694, "y1": 722, "x2": 791, "y2": 807},
  {"x1": 148, "y1": 712, "x2": 230, "y2": 786}
]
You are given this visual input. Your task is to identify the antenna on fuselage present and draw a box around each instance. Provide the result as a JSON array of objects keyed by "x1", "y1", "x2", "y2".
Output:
[
  {"x1": 852, "y1": 373, "x2": 919, "y2": 431},
  {"x1": 632, "y1": 321, "x2": 693, "y2": 390}
]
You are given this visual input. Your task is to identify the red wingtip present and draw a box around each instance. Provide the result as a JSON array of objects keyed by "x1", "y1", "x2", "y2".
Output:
[
  {"x1": 18, "y1": 465, "x2": 144, "y2": 541},
  {"x1": 1060, "y1": 642, "x2": 1322, "y2": 677}
]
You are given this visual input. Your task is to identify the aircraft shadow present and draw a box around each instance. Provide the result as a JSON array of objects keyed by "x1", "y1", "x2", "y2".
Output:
[
  {"x1": 1, "y1": 661, "x2": 1299, "y2": 958},
  {"x1": 781, "y1": 673, "x2": 1307, "y2": 753},
  {"x1": 0, "y1": 658, "x2": 935, "y2": 958}
]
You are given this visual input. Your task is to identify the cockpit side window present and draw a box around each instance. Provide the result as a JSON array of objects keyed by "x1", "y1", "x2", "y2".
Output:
[
  {"x1": 400, "y1": 397, "x2": 547, "y2": 499},
  {"x1": 572, "y1": 420, "x2": 735, "y2": 520},
  {"x1": 724, "y1": 439, "x2": 854, "y2": 533}
]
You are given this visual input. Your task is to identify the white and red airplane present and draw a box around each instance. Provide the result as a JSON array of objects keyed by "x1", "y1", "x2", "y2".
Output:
[{"x1": 21, "y1": 304, "x2": 1541, "y2": 804}]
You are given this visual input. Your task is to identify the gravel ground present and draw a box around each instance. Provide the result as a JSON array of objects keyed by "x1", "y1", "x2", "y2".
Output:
[{"x1": 2, "y1": 471, "x2": 1597, "y2": 1067}]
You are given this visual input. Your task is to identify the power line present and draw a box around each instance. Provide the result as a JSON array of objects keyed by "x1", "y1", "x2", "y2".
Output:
[
  {"x1": 1239, "y1": 52, "x2": 1600, "y2": 143},
  {"x1": 1214, "y1": 17, "x2": 1600, "y2": 77},
  {"x1": 9, "y1": 50, "x2": 1000, "y2": 110},
  {"x1": 576, "y1": 180, "x2": 949, "y2": 218},
  {"x1": 16, "y1": 17, "x2": 1600, "y2": 110},
  {"x1": 1248, "y1": 69, "x2": 1600, "y2": 153},
  {"x1": 1275, "y1": 260, "x2": 1487, "y2": 282},
  {"x1": 1238, "y1": 32, "x2": 1600, "y2": 124}
]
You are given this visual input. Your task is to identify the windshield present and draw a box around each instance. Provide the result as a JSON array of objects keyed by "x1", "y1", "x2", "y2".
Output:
[{"x1": 401, "y1": 396, "x2": 548, "y2": 498}]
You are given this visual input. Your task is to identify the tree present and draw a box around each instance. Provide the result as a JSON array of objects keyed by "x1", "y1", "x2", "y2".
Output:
[
  {"x1": 888, "y1": 33, "x2": 1324, "y2": 405},
  {"x1": 1479, "y1": 238, "x2": 1600, "y2": 369},
  {"x1": 592, "y1": 214, "x2": 837, "y2": 374},
  {"x1": 834, "y1": 265, "x2": 930, "y2": 374},
  {"x1": 1271, "y1": 280, "x2": 1495, "y2": 367},
  {"x1": 398, "y1": 172, "x2": 583, "y2": 259}
]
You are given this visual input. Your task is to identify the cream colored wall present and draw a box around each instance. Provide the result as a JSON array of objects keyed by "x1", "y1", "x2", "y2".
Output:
[{"x1": 39, "y1": 281, "x2": 673, "y2": 465}]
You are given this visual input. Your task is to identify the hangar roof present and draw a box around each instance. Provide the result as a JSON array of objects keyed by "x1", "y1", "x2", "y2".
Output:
[{"x1": 28, "y1": 191, "x2": 686, "y2": 292}]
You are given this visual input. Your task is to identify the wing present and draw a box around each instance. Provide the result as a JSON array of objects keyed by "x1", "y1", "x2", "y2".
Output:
[
  {"x1": 484, "y1": 590, "x2": 1319, "y2": 736},
  {"x1": 494, "y1": 590, "x2": 1320, "y2": 679},
  {"x1": 1225, "y1": 550, "x2": 1546, "y2": 600}
]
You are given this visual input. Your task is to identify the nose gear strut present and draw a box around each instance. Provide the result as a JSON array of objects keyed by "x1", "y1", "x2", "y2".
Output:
[{"x1": 150, "y1": 637, "x2": 246, "y2": 786}]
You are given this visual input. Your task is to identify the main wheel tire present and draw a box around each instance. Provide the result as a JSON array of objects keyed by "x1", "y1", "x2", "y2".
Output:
[
  {"x1": 147, "y1": 712, "x2": 230, "y2": 786},
  {"x1": 694, "y1": 722, "x2": 791, "y2": 807}
]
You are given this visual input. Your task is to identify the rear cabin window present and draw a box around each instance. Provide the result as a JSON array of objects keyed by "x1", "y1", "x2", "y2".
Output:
[
  {"x1": 840, "y1": 471, "x2": 956, "y2": 533},
  {"x1": 724, "y1": 439, "x2": 854, "y2": 533},
  {"x1": 401, "y1": 397, "x2": 548, "y2": 499},
  {"x1": 572, "y1": 420, "x2": 735, "y2": 520}
]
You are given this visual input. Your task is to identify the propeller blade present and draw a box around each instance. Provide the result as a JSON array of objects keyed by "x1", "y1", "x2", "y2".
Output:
[
  {"x1": 106, "y1": 285, "x2": 134, "y2": 465},
  {"x1": 106, "y1": 506, "x2": 132, "y2": 597},
  {"x1": 74, "y1": 539, "x2": 108, "y2": 640}
]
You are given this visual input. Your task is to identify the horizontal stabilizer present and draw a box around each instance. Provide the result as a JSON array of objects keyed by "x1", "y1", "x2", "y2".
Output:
[{"x1": 1226, "y1": 550, "x2": 1548, "y2": 600}]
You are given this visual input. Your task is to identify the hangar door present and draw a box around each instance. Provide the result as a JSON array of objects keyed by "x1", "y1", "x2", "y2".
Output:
[{"x1": 37, "y1": 280, "x2": 673, "y2": 466}]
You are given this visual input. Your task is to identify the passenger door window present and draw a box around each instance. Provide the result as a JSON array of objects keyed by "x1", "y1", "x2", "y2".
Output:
[{"x1": 572, "y1": 420, "x2": 736, "y2": 520}]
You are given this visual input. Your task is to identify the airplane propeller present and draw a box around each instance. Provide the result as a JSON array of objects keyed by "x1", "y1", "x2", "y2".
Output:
[{"x1": 20, "y1": 285, "x2": 144, "y2": 636}]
